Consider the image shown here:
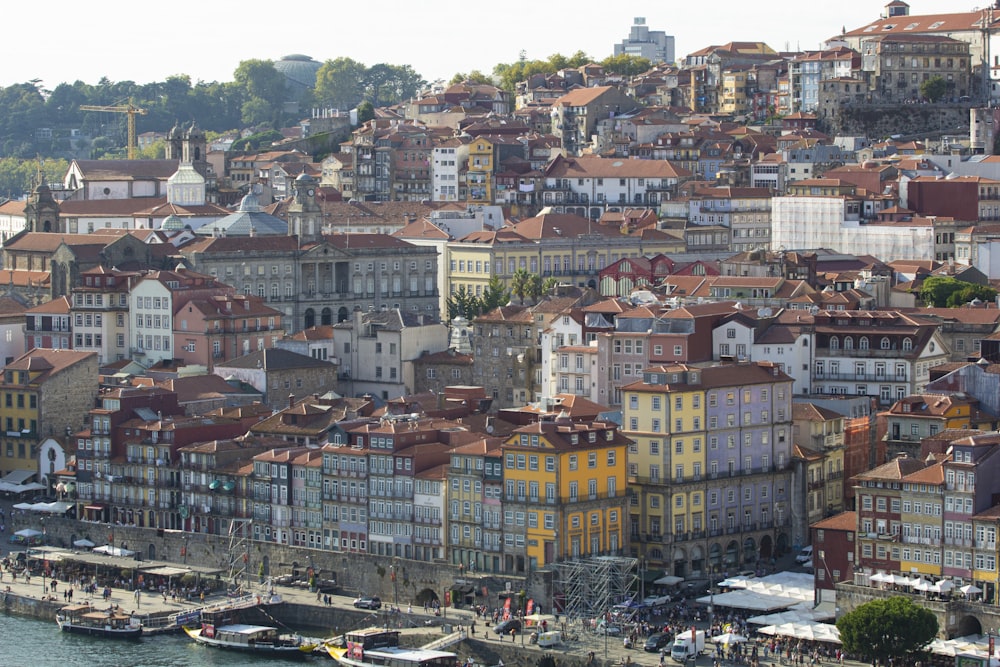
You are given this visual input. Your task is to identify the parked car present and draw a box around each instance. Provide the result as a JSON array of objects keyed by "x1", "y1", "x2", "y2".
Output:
[
  {"x1": 796, "y1": 546, "x2": 813, "y2": 564},
  {"x1": 353, "y1": 596, "x2": 381, "y2": 609},
  {"x1": 644, "y1": 632, "x2": 673, "y2": 652},
  {"x1": 492, "y1": 618, "x2": 522, "y2": 635},
  {"x1": 596, "y1": 622, "x2": 622, "y2": 636}
]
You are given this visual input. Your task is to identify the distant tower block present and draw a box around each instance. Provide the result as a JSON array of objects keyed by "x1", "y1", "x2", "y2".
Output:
[{"x1": 614, "y1": 17, "x2": 675, "y2": 65}]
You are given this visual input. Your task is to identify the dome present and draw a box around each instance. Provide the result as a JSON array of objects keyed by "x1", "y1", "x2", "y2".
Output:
[
  {"x1": 161, "y1": 214, "x2": 185, "y2": 231},
  {"x1": 238, "y1": 191, "x2": 262, "y2": 213},
  {"x1": 168, "y1": 163, "x2": 205, "y2": 186},
  {"x1": 273, "y1": 54, "x2": 322, "y2": 100}
]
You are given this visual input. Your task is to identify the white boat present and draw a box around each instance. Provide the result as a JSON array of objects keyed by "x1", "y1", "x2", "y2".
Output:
[
  {"x1": 328, "y1": 628, "x2": 457, "y2": 667},
  {"x1": 184, "y1": 623, "x2": 313, "y2": 655},
  {"x1": 56, "y1": 603, "x2": 142, "y2": 638}
]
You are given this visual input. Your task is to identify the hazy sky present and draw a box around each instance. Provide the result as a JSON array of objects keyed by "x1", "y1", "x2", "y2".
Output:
[{"x1": 3, "y1": 0, "x2": 970, "y2": 89}]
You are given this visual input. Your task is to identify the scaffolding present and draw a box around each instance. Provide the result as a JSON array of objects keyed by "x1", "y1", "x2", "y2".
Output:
[
  {"x1": 553, "y1": 556, "x2": 638, "y2": 621},
  {"x1": 226, "y1": 518, "x2": 253, "y2": 593}
]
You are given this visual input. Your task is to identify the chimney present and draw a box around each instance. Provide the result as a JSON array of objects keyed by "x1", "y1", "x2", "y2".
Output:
[{"x1": 288, "y1": 393, "x2": 295, "y2": 409}]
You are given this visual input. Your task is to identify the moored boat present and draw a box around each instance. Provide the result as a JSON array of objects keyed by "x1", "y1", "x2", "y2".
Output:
[
  {"x1": 183, "y1": 623, "x2": 313, "y2": 655},
  {"x1": 328, "y1": 628, "x2": 457, "y2": 667},
  {"x1": 55, "y1": 603, "x2": 142, "y2": 638}
]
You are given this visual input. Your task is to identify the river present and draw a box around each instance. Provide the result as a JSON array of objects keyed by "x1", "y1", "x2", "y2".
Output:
[{"x1": 0, "y1": 613, "x2": 319, "y2": 665}]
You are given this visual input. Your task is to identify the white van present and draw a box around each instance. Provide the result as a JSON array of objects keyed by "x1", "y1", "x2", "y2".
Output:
[
  {"x1": 796, "y1": 545, "x2": 813, "y2": 564},
  {"x1": 537, "y1": 631, "x2": 562, "y2": 647}
]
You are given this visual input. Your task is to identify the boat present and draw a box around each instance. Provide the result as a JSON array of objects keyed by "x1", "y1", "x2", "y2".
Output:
[
  {"x1": 183, "y1": 623, "x2": 314, "y2": 655},
  {"x1": 327, "y1": 628, "x2": 457, "y2": 667},
  {"x1": 55, "y1": 603, "x2": 142, "y2": 638}
]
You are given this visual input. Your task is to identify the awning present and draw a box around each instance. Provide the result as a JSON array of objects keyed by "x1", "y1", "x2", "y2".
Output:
[
  {"x1": 84, "y1": 505, "x2": 105, "y2": 511},
  {"x1": 140, "y1": 565, "x2": 190, "y2": 577},
  {"x1": 654, "y1": 575, "x2": 684, "y2": 586},
  {"x1": 1, "y1": 470, "x2": 35, "y2": 485}
]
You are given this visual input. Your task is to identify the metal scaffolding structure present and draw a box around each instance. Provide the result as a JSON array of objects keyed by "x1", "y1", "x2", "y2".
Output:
[
  {"x1": 553, "y1": 556, "x2": 638, "y2": 620},
  {"x1": 226, "y1": 518, "x2": 253, "y2": 592}
]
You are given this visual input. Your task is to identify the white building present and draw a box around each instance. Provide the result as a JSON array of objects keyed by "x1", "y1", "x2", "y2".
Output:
[
  {"x1": 431, "y1": 137, "x2": 470, "y2": 202},
  {"x1": 332, "y1": 308, "x2": 449, "y2": 400}
]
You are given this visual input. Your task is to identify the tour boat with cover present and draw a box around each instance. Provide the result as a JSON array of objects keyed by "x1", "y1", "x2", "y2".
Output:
[
  {"x1": 56, "y1": 603, "x2": 143, "y2": 638},
  {"x1": 183, "y1": 622, "x2": 314, "y2": 654},
  {"x1": 327, "y1": 628, "x2": 457, "y2": 666}
]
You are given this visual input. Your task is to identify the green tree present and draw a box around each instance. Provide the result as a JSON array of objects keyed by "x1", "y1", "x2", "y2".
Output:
[
  {"x1": 919, "y1": 75, "x2": 947, "y2": 102},
  {"x1": 446, "y1": 286, "x2": 481, "y2": 320},
  {"x1": 356, "y1": 101, "x2": 375, "y2": 125},
  {"x1": 449, "y1": 70, "x2": 493, "y2": 86},
  {"x1": 836, "y1": 596, "x2": 937, "y2": 666},
  {"x1": 480, "y1": 275, "x2": 511, "y2": 312},
  {"x1": 510, "y1": 268, "x2": 532, "y2": 305},
  {"x1": 920, "y1": 275, "x2": 996, "y2": 307},
  {"x1": 541, "y1": 276, "x2": 560, "y2": 295},
  {"x1": 232, "y1": 59, "x2": 286, "y2": 127},
  {"x1": 525, "y1": 273, "x2": 544, "y2": 303},
  {"x1": 314, "y1": 57, "x2": 367, "y2": 111},
  {"x1": 600, "y1": 54, "x2": 652, "y2": 76}
]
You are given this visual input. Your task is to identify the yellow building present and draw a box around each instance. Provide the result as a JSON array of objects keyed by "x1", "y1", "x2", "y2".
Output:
[
  {"x1": 501, "y1": 416, "x2": 629, "y2": 570},
  {"x1": 972, "y1": 506, "x2": 1000, "y2": 603},
  {"x1": 0, "y1": 349, "x2": 98, "y2": 479},
  {"x1": 898, "y1": 461, "x2": 945, "y2": 577},
  {"x1": 720, "y1": 69, "x2": 749, "y2": 115},
  {"x1": 447, "y1": 211, "x2": 684, "y2": 298},
  {"x1": 467, "y1": 137, "x2": 495, "y2": 203}
]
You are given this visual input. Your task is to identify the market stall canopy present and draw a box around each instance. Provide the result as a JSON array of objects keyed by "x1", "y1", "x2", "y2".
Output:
[
  {"x1": 0, "y1": 481, "x2": 45, "y2": 494},
  {"x1": 712, "y1": 632, "x2": 747, "y2": 644},
  {"x1": 72, "y1": 539, "x2": 95, "y2": 548},
  {"x1": 92, "y1": 545, "x2": 135, "y2": 557},
  {"x1": 14, "y1": 528, "x2": 42, "y2": 538},
  {"x1": 140, "y1": 565, "x2": 191, "y2": 577},
  {"x1": 654, "y1": 575, "x2": 684, "y2": 586}
]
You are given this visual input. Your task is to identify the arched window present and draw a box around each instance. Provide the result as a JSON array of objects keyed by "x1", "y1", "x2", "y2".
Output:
[
  {"x1": 881, "y1": 337, "x2": 891, "y2": 350},
  {"x1": 844, "y1": 336, "x2": 853, "y2": 350},
  {"x1": 859, "y1": 337, "x2": 869, "y2": 350},
  {"x1": 902, "y1": 337, "x2": 913, "y2": 351},
  {"x1": 829, "y1": 336, "x2": 839, "y2": 350}
]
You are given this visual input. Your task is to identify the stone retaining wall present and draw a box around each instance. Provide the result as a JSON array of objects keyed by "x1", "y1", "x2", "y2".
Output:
[{"x1": 35, "y1": 516, "x2": 552, "y2": 610}]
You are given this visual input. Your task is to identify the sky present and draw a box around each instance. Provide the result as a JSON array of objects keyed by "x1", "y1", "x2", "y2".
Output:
[{"x1": 1, "y1": 0, "x2": 972, "y2": 90}]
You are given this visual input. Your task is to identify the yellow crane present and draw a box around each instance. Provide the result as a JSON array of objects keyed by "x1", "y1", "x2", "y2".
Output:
[{"x1": 79, "y1": 100, "x2": 148, "y2": 159}]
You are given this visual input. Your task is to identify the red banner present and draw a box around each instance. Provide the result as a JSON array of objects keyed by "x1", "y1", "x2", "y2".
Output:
[
  {"x1": 691, "y1": 625, "x2": 696, "y2": 642},
  {"x1": 526, "y1": 599, "x2": 534, "y2": 615},
  {"x1": 503, "y1": 596, "x2": 511, "y2": 620}
]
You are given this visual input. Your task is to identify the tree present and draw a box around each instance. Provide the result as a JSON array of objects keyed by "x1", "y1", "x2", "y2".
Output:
[
  {"x1": 232, "y1": 59, "x2": 286, "y2": 127},
  {"x1": 510, "y1": 268, "x2": 532, "y2": 305},
  {"x1": 920, "y1": 75, "x2": 947, "y2": 102},
  {"x1": 836, "y1": 596, "x2": 937, "y2": 665},
  {"x1": 920, "y1": 275, "x2": 997, "y2": 307},
  {"x1": 525, "y1": 273, "x2": 544, "y2": 303},
  {"x1": 480, "y1": 275, "x2": 511, "y2": 312},
  {"x1": 314, "y1": 57, "x2": 367, "y2": 111},
  {"x1": 446, "y1": 286, "x2": 480, "y2": 320},
  {"x1": 600, "y1": 54, "x2": 652, "y2": 76}
]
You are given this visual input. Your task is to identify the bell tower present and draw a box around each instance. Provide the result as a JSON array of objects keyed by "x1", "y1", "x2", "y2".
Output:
[{"x1": 24, "y1": 181, "x2": 62, "y2": 233}]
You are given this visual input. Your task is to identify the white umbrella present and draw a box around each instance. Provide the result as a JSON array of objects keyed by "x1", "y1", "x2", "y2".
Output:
[
  {"x1": 912, "y1": 578, "x2": 931, "y2": 591},
  {"x1": 713, "y1": 632, "x2": 748, "y2": 644},
  {"x1": 72, "y1": 538, "x2": 95, "y2": 548},
  {"x1": 12, "y1": 502, "x2": 32, "y2": 510},
  {"x1": 933, "y1": 580, "x2": 955, "y2": 594},
  {"x1": 14, "y1": 528, "x2": 41, "y2": 538},
  {"x1": 960, "y1": 584, "x2": 982, "y2": 595},
  {"x1": 869, "y1": 573, "x2": 887, "y2": 583}
]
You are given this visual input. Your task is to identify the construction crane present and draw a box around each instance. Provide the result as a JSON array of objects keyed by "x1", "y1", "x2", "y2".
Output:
[{"x1": 79, "y1": 100, "x2": 148, "y2": 159}]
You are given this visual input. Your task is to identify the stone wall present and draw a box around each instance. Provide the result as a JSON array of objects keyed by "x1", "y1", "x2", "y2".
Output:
[
  {"x1": 836, "y1": 582, "x2": 1000, "y2": 639},
  {"x1": 820, "y1": 104, "x2": 970, "y2": 140},
  {"x1": 40, "y1": 516, "x2": 553, "y2": 609}
]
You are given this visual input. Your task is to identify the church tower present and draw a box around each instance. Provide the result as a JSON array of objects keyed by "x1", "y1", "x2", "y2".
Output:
[
  {"x1": 165, "y1": 121, "x2": 184, "y2": 161},
  {"x1": 24, "y1": 182, "x2": 62, "y2": 233},
  {"x1": 287, "y1": 173, "x2": 323, "y2": 241}
]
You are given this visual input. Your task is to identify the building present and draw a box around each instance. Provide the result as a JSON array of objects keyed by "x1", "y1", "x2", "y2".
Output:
[
  {"x1": 883, "y1": 393, "x2": 998, "y2": 459},
  {"x1": 0, "y1": 348, "x2": 98, "y2": 478},
  {"x1": 500, "y1": 415, "x2": 630, "y2": 571},
  {"x1": 614, "y1": 17, "x2": 675, "y2": 64},
  {"x1": 213, "y1": 349, "x2": 339, "y2": 412},
  {"x1": 332, "y1": 309, "x2": 449, "y2": 400},
  {"x1": 811, "y1": 510, "x2": 857, "y2": 591},
  {"x1": 622, "y1": 361, "x2": 794, "y2": 577}
]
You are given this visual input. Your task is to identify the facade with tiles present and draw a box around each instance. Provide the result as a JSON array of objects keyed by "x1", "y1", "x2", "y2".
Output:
[{"x1": 622, "y1": 361, "x2": 794, "y2": 578}]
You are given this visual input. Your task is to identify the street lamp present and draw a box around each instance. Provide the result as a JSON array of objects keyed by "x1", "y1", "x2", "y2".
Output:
[{"x1": 390, "y1": 560, "x2": 399, "y2": 611}]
